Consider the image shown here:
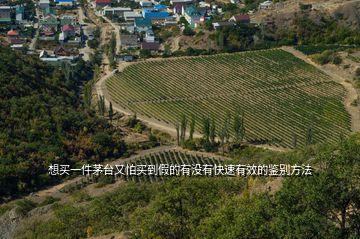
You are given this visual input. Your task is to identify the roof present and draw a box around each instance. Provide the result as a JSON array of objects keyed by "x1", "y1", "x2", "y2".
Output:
[
  {"x1": 60, "y1": 18, "x2": 72, "y2": 25},
  {"x1": 62, "y1": 24, "x2": 75, "y2": 31},
  {"x1": 135, "y1": 17, "x2": 152, "y2": 27},
  {"x1": 213, "y1": 22, "x2": 234, "y2": 27},
  {"x1": 7, "y1": 30, "x2": 19, "y2": 36},
  {"x1": 120, "y1": 34, "x2": 138, "y2": 45},
  {"x1": 184, "y1": 6, "x2": 206, "y2": 17},
  {"x1": 153, "y1": 4, "x2": 167, "y2": 11},
  {"x1": 16, "y1": 6, "x2": 25, "y2": 14},
  {"x1": 124, "y1": 11, "x2": 143, "y2": 19},
  {"x1": 141, "y1": 42, "x2": 160, "y2": 50},
  {"x1": 56, "y1": 0, "x2": 75, "y2": 2},
  {"x1": 231, "y1": 15, "x2": 250, "y2": 22},
  {"x1": 95, "y1": 0, "x2": 111, "y2": 4},
  {"x1": 0, "y1": 6, "x2": 11, "y2": 10},
  {"x1": 143, "y1": 9, "x2": 170, "y2": 19}
]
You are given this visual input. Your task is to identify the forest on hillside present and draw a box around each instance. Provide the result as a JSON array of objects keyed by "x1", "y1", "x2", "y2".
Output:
[{"x1": 0, "y1": 46, "x2": 127, "y2": 201}]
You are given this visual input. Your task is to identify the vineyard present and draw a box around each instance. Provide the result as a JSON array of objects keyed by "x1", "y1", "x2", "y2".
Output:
[{"x1": 106, "y1": 49, "x2": 351, "y2": 148}]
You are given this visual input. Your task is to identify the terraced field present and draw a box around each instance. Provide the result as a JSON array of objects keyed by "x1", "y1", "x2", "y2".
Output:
[{"x1": 106, "y1": 49, "x2": 351, "y2": 148}]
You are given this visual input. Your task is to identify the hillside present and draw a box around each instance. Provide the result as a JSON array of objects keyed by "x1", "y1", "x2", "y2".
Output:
[{"x1": 0, "y1": 46, "x2": 126, "y2": 201}]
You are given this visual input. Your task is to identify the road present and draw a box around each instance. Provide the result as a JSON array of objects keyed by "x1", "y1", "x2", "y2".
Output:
[{"x1": 29, "y1": 7, "x2": 40, "y2": 51}]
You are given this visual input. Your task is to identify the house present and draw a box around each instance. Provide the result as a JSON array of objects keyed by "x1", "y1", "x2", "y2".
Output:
[
  {"x1": 95, "y1": 0, "x2": 111, "y2": 8},
  {"x1": 60, "y1": 15, "x2": 77, "y2": 26},
  {"x1": 15, "y1": 5, "x2": 25, "y2": 23},
  {"x1": 144, "y1": 29, "x2": 155, "y2": 42},
  {"x1": 212, "y1": 21, "x2": 234, "y2": 30},
  {"x1": 141, "y1": 42, "x2": 160, "y2": 51},
  {"x1": 171, "y1": 3, "x2": 187, "y2": 15},
  {"x1": 229, "y1": 15, "x2": 250, "y2": 24},
  {"x1": 0, "y1": 6, "x2": 11, "y2": 24},
  {"x1": 54, "y1": 46, "x2": 79, "y2": 56},
  {"x1": 102, "y1": 6, "x2": 132, "y2": 17},
  {"x1": 55, "y1": 0, "x2": 75, "y2": 6},
  {"x1": 39, "y1": 0, "x2": 50, "y2": 9},
  {"x1": 39, "y1": 50, "x2": 77, "y2": 64},
  {"x1": 259, "y1": 0, "x2": 273, "y2": 10},
  {"x1": 134, "y1": 17, "x2": 152, "y2": 32},
  {"x1": 7, "y1": 30, "x2": 25, "y2": 44},
  {"x1": 123, "y1": 11, "x2": 143, "y2": 22},
  {"x1": 61, "y1": 24, "x2": 75, "y2": 38},
  {"x1": 170, "y1": 0, "x2": 193, "y2": 4},
  {"x1": 142, "y1": 5, "x2": 170, "y2": 21},
  {"x1": 183, "y1": 5, "x2": 206, "y2": 28},
  {"x1": 140, "y1": 0, "x2": 152, "y2": 7},
  {"x1": 120, "y1": 34, "x2": 138, "y2": 49},
  {"x1": 43, "y1": 7, "x2": 55, "y2": 17},
  {"x1": 230, "y1": 0, "x2": 239, "y2": 4},
  {"x1": 40, "y1": 16, "x2": 59, "y2": 31},
  {"x1": 117, "y1": 54, "x2": 134, "y2": 62}
]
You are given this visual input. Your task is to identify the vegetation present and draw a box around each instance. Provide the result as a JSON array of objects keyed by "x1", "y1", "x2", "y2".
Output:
[
  {"x1": 13, "y1": 135, "x2": 360, "y2": 239},
  {"x1": 0, "y1": 46, "x2": 126, "y2": 201},
  {"x1": 106, "y1": 49, "x2": 350, "y2": 148}
]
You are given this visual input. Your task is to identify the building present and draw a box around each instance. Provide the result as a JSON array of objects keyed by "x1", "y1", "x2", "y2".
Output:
[
  {"x1": 7, "y1": 30, "x2": 25, "y2": 44},
  {"x1": 123, "y1": 11, "x2": 143, "y2": 22},
  {"x1": 43, "y1": 7, "x2": 55, "y2": 17},
  {"x1": 15, "y1": 5, "x2": 25, "y2": 23},
  {"x1": 142, "y1": 5, "x2": 170, "y2": 20},
  {"x1": 183, "y1": 5, "x2": 206, "y2": 28},
  {"x1": 120, "y1": 34, "x2": 138, "y2": 49},
  {"x1": 229, "y1": 15, "x2": 250, "y2": 24},
  {"x1": 141, "y1": 42, "x2": 160, "y2": 51},
  {"x1": 95, "y1": 0, "x2": 111, "y2": 8},
  {"x1": 55, "y1": 0, "x2": 76, "y2": 6},
  {"x1": 39, "y1": 0, "x2": 50, "y2": 9},
  {"x1": 134, "y1": 17, "x2": 152, "y2": 32},
  {"x1": 212, "y1": 21, "x2": 234, "y2": 30},
  {"x1": 0, "y1": 6, "x2": 11, "y2": 24},
  {"x1": 102, "y1": 6, "x2": 132, "y2": 17},
  {"x1": 259, "y1": 0, "x2": 273, "y2": 10},
  {"x1": 170, "y1": 0, "x2": 193, "y2": 4},
  {"x1": 39, "y1": 50, "x2": 77, "y2": 64},
  {"x1": 144, "y1": 29, "x2": 155, "y2": 42},
  {"x1": 54, "y1": 46, "x2": 79, "y2": 56},
  {"x1": 139, "y1": 0, "x2": 152, "y2": 7},
  {"x1": 61, "y1": 24, "x2": 75, "y2": 37}
]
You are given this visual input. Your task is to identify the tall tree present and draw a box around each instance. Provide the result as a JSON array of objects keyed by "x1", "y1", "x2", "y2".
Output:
[
  {"x1": 202, "y1": 115, "x2": 210, "y2": 143},
  {"x1": 189, "y1": 114, "x2": 195, "y2": 140},
  {"x1": 108, "y1": 101, "x2": 114, "y2": 122},
  {"x1": 180, "y1": 114, "x2": 187, "y2": 144},
  {"x1": 210, "y1": 117, "x2": 216, "y2": 144}
]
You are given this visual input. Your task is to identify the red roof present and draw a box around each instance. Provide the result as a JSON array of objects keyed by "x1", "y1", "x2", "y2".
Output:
[
  {"x1": 7, "y1": 30, "x2": 19, "y2": 36},
  {"x1": 95, "y1": 0, "x2": 111, "y2": 3},
  {"x1": 232, "y1": 15, "x2": 250, "y2": 22},
  {"x1": 141, "y1": 42, "x2": 160, "y2": 50},
  {"x1": 62, "y1": 24, "x2": 75, "y2": 32}
]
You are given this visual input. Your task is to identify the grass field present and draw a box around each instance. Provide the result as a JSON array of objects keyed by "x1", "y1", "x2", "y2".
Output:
[{"x1": 106, "y1": 49, "x2": 351, "y2": 148}]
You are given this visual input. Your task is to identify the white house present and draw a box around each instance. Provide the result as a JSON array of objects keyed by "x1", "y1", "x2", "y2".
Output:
[
  {"x1": 259, "y1": 0, "x2": 273, "y2": 10},
  {"x1": 123, "y1": 11, "x2": 143, "y2": 22},
  {"x1": 145, "y1": 29, "x2": 155, "y2": 43},
  {"x1": 140, "y1": 0, "x2": 152, "y2": 7},
  {"x1": 102, "y1": 6, "x2": 132, "y2": 17}
]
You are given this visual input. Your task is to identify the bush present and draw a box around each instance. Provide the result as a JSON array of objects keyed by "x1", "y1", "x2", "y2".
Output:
[
  {"x1": 71, "y1": 190, "x2": 92, "y2": 203},
  {"x1": 15, "y1": 199, "x2": 37, "y2": 216},
  {"x1": 38, "y1": 196, "x2": 60, "y2": 207},
  {"x1": 183, "y1": 26, "x2": 195, "y2": 36}
]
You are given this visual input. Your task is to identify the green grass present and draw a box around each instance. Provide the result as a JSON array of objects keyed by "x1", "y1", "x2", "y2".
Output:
[{"x1": 106, "y1": 49, "x2": 351, "y2": 148}]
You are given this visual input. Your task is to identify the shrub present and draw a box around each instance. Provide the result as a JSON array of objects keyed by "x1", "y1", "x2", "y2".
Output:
[{"x1": 15, "y1": 199, "x2": 37, "y2": 216}]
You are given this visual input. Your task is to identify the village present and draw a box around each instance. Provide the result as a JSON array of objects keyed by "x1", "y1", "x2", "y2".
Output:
[{"x1": 0, "y1": 0, "x2": 284, "y2": 65}]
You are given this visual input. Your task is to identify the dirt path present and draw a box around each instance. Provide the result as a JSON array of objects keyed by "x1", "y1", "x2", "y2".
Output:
[{"x1": 282, "y1": 46, "x2": 360, "y2": 133}]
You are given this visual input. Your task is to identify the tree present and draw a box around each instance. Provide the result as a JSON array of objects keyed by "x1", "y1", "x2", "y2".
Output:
[
  {"x1": 233, "y1": 108, "x2": 245, "y2": 143},
  {"x1": 218, "y1": 126, "x2": 226, "y2": 155},
  {"x1": 189, "y1": 114, "x2": 195, "y2": 140},
  {"x1": 98, "y1": 95, "x2": 106, "y2": 116},
  {"x1": 108, "y1": 101, "x2": 114, "y2": 122},
  {"x1": 306, "y1": 126, "x2": 313, "y2": 145},
  {"x1": 183, "y1": 26, "x2": 195, "y2": 36},
  {"x1": 210, "y1": 117, "x2": 216, "y2": 144},
  {"x1": 180, "y1": 114, "x2": 187, "y2": 145},
  {"x1": 175, "y1": 122, "x2": 180, "y2": 146},
  {"x1": 202, "y1": 115, "x2": 210, "y2": 143}
]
